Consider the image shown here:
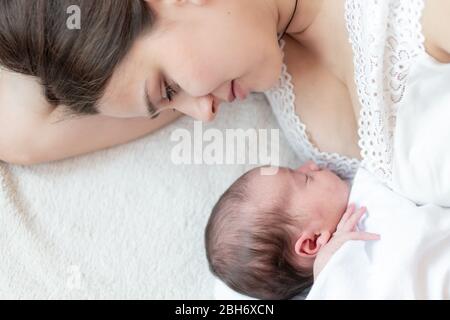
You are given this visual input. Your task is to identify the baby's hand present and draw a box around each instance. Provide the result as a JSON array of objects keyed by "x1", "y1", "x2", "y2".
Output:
[{"x1": 313, "y1": 204, "x2": 380, "y2": 280}]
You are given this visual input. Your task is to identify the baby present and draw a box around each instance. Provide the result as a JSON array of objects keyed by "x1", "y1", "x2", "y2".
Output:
[{"x1": 205, "y1": 161, "x2": 379, "y2": 300}]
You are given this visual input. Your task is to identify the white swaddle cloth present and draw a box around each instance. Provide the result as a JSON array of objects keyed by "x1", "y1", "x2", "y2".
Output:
[
  {"x1": 307, "y1": 168, "x2": 450, "y2": 300},
  {"x1": 391, "y1": 53, "x2": 450, "y2": 207}
]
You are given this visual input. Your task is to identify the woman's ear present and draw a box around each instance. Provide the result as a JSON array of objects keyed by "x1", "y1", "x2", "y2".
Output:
[{"x1": 294, "y1": 231, "x2": 331, "y2": 258}]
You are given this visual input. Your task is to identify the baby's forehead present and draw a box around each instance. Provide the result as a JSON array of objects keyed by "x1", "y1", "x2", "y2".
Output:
[
  {"x1": 248, "y1": 167, "x2": 289, "y2": 183},
  {"x1": 246, "y1": 167, "x2": 291, "y2": 201}
]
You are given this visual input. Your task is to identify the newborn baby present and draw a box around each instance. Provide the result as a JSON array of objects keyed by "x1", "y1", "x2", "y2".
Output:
[{"x1": 205, "y1": 161, "x2": 379, "y2": 300}]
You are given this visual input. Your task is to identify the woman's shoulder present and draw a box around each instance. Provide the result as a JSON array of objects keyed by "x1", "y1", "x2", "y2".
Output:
[{"x1": 421, "y1": 0, "x2": 450, "y2": 63}]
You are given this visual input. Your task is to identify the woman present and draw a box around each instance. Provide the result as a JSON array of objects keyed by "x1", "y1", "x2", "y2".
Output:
[{"x1": 0, "y1": 0, "x2": 449, "y2": 181}]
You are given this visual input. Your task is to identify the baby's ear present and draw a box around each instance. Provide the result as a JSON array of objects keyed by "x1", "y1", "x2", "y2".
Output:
[
  {"x1": 294, "y1": 231, "x2": 332, "y2": 258},
  {"x1": 293, "y1": 232, "x2": 318, "y2": 258}
]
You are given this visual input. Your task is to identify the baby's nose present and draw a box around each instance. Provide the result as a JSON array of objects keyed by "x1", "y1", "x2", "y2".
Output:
[
  {"x1": 298, "y1": 160, "x2": 320, "y2": 172},
  {"x1": 309, "y1": 162, "x2": 321, "y2": 171}
]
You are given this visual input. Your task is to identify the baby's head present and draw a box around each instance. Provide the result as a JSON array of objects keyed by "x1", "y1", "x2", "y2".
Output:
[{"x1": 205, "y1": 161, "x2": 350, "y2": 300}]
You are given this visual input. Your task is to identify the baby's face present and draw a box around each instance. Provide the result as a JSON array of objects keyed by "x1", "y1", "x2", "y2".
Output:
[{"x1": 250, "y1": 162, "x2": 350, "y2": 232}]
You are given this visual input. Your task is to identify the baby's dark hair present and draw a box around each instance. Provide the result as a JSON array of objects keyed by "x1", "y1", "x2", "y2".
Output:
[{"x1": 205, "y1": 166, "x2": 313, "y2": 300}]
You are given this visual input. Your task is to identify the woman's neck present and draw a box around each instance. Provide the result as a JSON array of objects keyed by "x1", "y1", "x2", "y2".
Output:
[{"x1": 275, "y1": 0, "x2": 324, "y2": 41}]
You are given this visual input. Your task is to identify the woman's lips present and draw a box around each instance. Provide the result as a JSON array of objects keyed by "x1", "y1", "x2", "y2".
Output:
[
  {"x1": 233, "y1": 80, "x2": 248, "y2": 100},
  {"x1": 229, "y1": 80, "x2": 236, "y2": 102},
  {"x1": 230, "y1": 80, "x2": 248, "y2": 102}
]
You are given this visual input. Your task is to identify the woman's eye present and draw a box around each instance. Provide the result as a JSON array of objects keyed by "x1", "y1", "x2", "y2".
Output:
[{"x1": 163, "y1": 81, "x2": 179, "y2": 102}]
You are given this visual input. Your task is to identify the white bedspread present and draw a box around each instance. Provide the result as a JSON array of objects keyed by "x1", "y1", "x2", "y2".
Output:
[{"x1": 307, "y1": 168, "x2": 450, "y2": 300}]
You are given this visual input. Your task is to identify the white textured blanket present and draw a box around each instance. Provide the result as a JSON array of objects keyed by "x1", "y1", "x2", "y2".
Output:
[
  {"x1": 307, "y1": 168, "x2": 450, "y2": 300},
  {"x1": 0, "y1": 94, "x2": 300, "y2": 299}
]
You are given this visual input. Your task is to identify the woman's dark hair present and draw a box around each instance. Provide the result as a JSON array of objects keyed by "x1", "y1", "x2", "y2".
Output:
[{"x1": 0, "y1": 0, "x2": 154, "y2": 116}]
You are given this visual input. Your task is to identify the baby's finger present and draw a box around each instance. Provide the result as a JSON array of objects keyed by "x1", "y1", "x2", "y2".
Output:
[
  {"x1": 337, "y1": 203, "x2": 355, "y2": 230},
  {"x1": 341, "y1": 203, "x2": 356, "y2": 222},
  {"x1": 346, "y1": 206, "x2": 367, "y2": 231},
  {"x1": 347, "y1": 232, "x2": 380, "y2": 241}
]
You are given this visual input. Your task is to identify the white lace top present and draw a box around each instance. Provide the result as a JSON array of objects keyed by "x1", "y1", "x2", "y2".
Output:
[
  {"x1": 345, "y1": 0, "x2": 433, "y2": 185},
  {"x1": 265, "y1": 0, "x2": 434, "y2": 184},
  {"x1": 264, "y1": 40, "x2": 361, "y2": 181}
]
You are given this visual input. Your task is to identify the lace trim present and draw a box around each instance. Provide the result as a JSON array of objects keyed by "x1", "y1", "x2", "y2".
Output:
[
  {"x1": 345, "y1": 0, "x2": 426, "y2": 184},
  {"x1": 265, "y1": 39, "x2": 360, "y2": 180}
]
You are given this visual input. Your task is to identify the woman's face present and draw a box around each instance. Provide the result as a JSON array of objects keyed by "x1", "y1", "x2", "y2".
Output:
[{"x1": 98, "y1": 0, "x2": 284, "y2": 122}]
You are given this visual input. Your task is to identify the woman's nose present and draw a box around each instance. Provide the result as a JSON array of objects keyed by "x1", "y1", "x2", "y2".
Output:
[{"x1": 175, "y1": 93, "x2": 219, "y2": 122}]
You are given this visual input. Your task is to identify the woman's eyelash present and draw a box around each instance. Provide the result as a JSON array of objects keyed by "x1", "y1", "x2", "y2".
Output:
[{"x1": 164, "y1": 81, "x2": 179, "y2": 102}]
